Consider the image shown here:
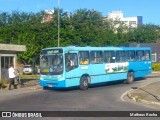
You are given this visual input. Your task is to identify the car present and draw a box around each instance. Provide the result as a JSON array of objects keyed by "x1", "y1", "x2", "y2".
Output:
[{"x1": 23, "y1": 65, "x2": 35, "y2": 75}]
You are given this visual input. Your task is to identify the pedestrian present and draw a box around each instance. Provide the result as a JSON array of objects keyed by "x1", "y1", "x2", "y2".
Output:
[
  {"x1": 8, "y1": 64, "x2": 17, "y2": 90},
  {"x1": 15, "y1": 68, "x2": 21, "y2": 85}
]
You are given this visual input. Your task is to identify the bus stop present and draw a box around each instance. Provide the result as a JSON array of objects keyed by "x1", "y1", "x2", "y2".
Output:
[{"x1": 0, "y1": 44, "x2": 26, "y2": 80}]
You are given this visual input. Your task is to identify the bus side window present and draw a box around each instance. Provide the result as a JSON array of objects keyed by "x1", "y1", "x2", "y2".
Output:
[
  {"x1": 142, "y1": 51, "x2": 145, "y2": 60},
  {"x1": 130, "y1": 51, "x2": 135, "y2": 61},
  {"x1": 136, "y1": 51, "x2": 140, "y2": 61},
  {"x1": 116, "y1": 51, "x2": 125, "y2": 62},
  {"x1": 104, "y1": 51, "x2": 115, "y2": 63},
  {"x1": 91, "y1": 51, "x2": 103, "y2": 64},
  {"x1": 136, "y1": 50, "x2": 145, "y2": 61},
  {"x1": 79, "y1": 51, "x2": 89, "y2": 65},
  {"x1": 126, "y1": 51, "x2": 135, "y2": 61},
  {"x1": 145, "y1": 50, "x2": 150, "y2": 60}
]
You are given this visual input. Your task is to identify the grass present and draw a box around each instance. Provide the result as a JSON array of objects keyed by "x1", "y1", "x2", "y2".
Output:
[
  {"x1": 0, "y1": 80, "x2": 8, "y2": 89},
  {"x1": 19, "y1": 74, "x2": 40, "y2": 79},
  {"x1": 135, "y1": 95, "x2": 146, "y2": 102}
]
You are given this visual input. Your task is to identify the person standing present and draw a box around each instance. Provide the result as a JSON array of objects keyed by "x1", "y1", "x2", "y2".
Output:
[
  {"x1": 15, "y1": 69, "x2": 21, "y2": 85},
  {"x1": 8, "y1": 64, "x2": 16, "y2": 90}
]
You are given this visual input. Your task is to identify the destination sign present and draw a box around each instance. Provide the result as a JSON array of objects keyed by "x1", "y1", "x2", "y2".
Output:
[{"x1": 42, "y1": 49, "x2": 63, "y2": 54}]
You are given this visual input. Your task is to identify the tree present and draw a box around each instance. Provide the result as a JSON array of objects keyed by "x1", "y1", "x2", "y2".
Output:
[
  {"x1": 70, "y1": 9, "x2": 106, "y2": 46},
  {"x1": 127, "y1": 24, "x2": 160, "y2": 43},
  {"x1": 0, "y1": 9, "x2": 160, "y2": 65}
]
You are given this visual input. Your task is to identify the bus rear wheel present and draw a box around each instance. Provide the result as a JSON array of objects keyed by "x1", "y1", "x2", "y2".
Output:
[
  {"x1": 125, "y1": 72, "x2": 134, "y2": 84},
  {"x1": 80, "y1": 76, "x2": 89, "y2": 90}
]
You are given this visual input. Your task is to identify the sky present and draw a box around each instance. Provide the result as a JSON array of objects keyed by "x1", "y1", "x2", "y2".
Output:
[{"x1": 0, "y1": 0, "x2": 160, "y2": 25}]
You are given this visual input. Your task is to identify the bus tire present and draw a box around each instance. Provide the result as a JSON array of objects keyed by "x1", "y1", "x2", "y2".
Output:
[
  {"x1": 80, "y1": 76, "x2": 89, "y2": 90},
  {"x1": 125, "y1": 72, "x2": 134, "y2": 84}
]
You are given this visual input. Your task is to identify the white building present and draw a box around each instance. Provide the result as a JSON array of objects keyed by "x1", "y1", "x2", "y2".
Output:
[
  {"x1": 42, "y1": 10, "x2": 54, "y2": 23},
  {"x1": 108, "y1": 11, "x2": 123, "y2": 20},
  {"x1": 107, "y1": 11, "x2": 143, "y2": 28}
]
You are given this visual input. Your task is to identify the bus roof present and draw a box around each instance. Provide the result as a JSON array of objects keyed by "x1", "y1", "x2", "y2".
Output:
[{"x1": 42, "y1": 46, "x2": 151, "y2": 51}]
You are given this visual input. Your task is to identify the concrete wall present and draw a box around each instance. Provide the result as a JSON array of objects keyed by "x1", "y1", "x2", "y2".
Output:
[
  {"x1": 0, "y1": 44, "x2": 26, "y2": 80},
  {"x1": 0, "y1": 44, "x2": 26, "y2": 52}
]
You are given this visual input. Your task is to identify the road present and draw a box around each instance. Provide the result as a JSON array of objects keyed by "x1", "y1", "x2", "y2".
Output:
[{"x1": 0, "y1": 74, "x2": 160, "y2": 120}]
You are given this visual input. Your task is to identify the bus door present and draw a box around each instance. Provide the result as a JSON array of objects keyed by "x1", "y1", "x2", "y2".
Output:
[
  {"x1": 135, "y1": 50, "x2": 151, "y2": 77},
  {"x1": 78, "y1": 51, "x2": 90, "y2": 76},
  {"x1": 144, "y1": 50, "x2": 152, "y2": 73},
  {"x1": 90, "y1": 51, "x2": 105, "y2": 83},
  {"x1": 65, "y1": 52, "x2": 79, "y2": 86}
]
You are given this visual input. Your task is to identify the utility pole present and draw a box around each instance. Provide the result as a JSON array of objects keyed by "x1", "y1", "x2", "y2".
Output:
[{"x1": 58, "y1": 0, "x2": 60, "y2": 47}]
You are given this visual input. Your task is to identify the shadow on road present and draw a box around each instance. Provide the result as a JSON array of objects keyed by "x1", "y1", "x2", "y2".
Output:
[
  {"x1": 43, "y1": 79, "x2": 143, "y2": 92},
  {"x1": 42, "y1": 76, "x2": 153, "y2": 92},
  {"x1": 145, "y1": 75, "x2": 160, "y2": 78}
]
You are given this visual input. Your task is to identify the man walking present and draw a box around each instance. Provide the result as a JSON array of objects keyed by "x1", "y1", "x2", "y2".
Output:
[{"x1": 8, "y1": 64, "x2": 17, "y2": 90}]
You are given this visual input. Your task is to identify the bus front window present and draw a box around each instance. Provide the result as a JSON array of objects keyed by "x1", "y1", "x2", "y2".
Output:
[{"x1": 40, "y1": 54, "x2": 63, "y2": 75}]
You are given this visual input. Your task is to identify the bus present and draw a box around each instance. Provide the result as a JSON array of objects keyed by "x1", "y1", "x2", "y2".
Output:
[{"x1": 40, "y1": 46, "x2": 152, "y2": 90}]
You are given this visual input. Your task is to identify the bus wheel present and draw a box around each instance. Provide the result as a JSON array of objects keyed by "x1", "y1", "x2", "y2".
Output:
[
  {"x1": 80, "y1": 76, "x2": 89, "y2": 90},
  {"x1": 125, "y1": 72, "x2": 134, "y2": 84}
]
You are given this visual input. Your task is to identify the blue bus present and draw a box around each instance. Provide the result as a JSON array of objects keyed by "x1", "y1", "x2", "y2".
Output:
[{"x1": 40, "y1": 46, "x2": 152, "y2": 90}]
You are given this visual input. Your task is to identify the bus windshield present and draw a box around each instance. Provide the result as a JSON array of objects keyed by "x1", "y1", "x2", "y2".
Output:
[{"x1": 40, "y1": 54, "x2": 63, "y2": 75}]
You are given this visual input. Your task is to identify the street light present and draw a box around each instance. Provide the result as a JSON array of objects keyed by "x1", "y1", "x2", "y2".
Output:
[{"x1": 58, "y1": 0, "x2": 60, "y2": 47}]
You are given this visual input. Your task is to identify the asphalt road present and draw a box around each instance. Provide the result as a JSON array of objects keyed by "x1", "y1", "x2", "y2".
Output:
[{"x1": 1, "y1": 74, "x2": 160, "y2": 120}]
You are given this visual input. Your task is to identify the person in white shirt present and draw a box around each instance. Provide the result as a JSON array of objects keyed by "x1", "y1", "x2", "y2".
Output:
[{"x1": 8, "y1": 64, "x2": 16, "y2": 90}]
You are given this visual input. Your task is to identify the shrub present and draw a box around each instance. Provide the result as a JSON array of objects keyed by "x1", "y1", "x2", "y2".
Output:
[
  {"x1": 0, "y1": 80, "x2": 8, "y2": 89},
  {"x1": 152, "y1": 63, "x2": 160, "y2": 71}
]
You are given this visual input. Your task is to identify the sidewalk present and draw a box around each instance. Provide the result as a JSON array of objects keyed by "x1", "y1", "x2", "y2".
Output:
[
  {"x1": 127, "y1": 80, "x2": 160, "y2": 109},
  {"x1": 0, "y1": 83, "x2": 42, "y2": 101}
]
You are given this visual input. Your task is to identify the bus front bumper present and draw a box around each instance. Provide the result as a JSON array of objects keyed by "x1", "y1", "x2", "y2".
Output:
[{"x1": 40, "y1": 80, "x2": 66, "y2": 88}]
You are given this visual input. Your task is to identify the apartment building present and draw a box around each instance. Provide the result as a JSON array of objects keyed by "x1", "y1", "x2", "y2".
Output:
[
  {"x1": 107, "y1": 11, "x2": 143, "y2": 28},
  {"x1": 42, "y1": 10, "x2": 54, "y2": 23}
]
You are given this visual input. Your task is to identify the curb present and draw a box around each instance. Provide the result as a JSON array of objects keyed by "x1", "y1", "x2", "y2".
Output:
[
  {"x1": 0, "y1": 83, "x2": 41, "y2": 90},
  {"x1": 152, "y1": 71, "x2": 160, "y2": 74},
  {"x1": 127, "y1": 90, "x2": 160, "y2": 107}
]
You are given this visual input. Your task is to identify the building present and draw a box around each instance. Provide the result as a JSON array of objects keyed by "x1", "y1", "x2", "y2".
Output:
[
  {"x1": 0, "y1": 44, "x2": 26, "y2": 80},
  {"x1": 42, "y1": 10, "x2": 54, "y2": 23},
  {"x1": 129, "y1": 43, "x2": 160, "y2": 63},
  {"x1": 106, "y1": 11, "x2": 143, "y2": 28}
]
